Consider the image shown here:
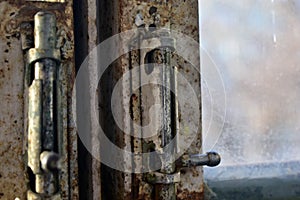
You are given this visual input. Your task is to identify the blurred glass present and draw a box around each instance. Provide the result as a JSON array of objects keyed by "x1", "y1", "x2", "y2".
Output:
[{"x1": 200, "y1": 0, "x2": 300, "y2": 180}]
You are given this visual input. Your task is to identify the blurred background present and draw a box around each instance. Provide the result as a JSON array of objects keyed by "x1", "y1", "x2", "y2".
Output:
[{"x1": 200, "y1": 0, "x2": 300, "y2": 184}]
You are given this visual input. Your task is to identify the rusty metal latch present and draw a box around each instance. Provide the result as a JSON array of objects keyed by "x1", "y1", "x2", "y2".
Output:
[
  {"x1": 26, "y1": 11, "x2": 62, "y2": 200},
  {"x1": 129, "y1": 23, "x2": 221, "y2": 199}
]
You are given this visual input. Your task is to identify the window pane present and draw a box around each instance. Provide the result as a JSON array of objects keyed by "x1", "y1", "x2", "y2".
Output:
[{"x1": 201, "y1": 1, "x2": 300, "y2": 198}]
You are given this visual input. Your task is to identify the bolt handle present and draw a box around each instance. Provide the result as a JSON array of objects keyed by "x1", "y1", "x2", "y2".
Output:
[
  {"x1": 40, "y1": 151, "x2": 60, "y2": 172},
  {"x1": 177, "y1": 152, "x2": 221, "y2": 168}
]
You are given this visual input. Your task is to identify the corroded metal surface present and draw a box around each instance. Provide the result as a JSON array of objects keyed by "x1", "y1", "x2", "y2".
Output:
[
  {"x1": 27, "y1": 0, "x2": 65, "y2": 2},
  {"x1": 123, "y1": 3, "x2": 173, "y2": 199},
  {"x1": 95, "y1": 0, "x2": 203, "y2": 199},
  {"x1": 86, "y1": 0, "x2": 102, "y2": 199},
  {"x1": 0, "y1": 1, "x2": 78, "y2": 199},
  {"x1": 170, "y1": 1, "x2": 203, "y2": 199},
  {"x1": 0, "y1": 24, "x2": 27, "y2": 200},
  {"x1": 0, "y1": 3, "x2": 29, "y2": 199},
  {"x1": 73, "y1": 0, "x2": 102, "y2": 199},
  {"x1": 123, "y1": 1, "x2": 202, "y2": 199}
]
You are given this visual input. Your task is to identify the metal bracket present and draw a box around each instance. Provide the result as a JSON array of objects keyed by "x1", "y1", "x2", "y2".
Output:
[{"x1": 27, "y1": 48, "x2": 61, "y2": 67}]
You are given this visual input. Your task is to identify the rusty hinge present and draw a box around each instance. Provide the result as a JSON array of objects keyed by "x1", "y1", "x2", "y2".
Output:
[{"x1": 25, "y1": 11, "x2": 62, "y2": 200}]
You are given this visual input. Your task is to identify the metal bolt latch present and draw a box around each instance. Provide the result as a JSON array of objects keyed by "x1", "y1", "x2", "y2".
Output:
[
  {"x1": 130, "y1": 25, "x2": 221, "y2": 200},
  {"x1": 26, "y1": 11, "x2": 62, "y2": 200}
]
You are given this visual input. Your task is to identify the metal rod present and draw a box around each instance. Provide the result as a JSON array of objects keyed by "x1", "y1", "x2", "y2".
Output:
[
  {"x1": 40, "y1": 59, "x2": 56, "y2": 151},
  {"x1": 154, "y1": 48, "x2": 177, "y2": 200}
]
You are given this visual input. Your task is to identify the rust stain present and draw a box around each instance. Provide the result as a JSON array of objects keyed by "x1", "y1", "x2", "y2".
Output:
[
  {"x1": 177, "y1": 189, "x2": 204, "y2": 200},
  {"x1": 0, "y1": 3, "x2": 27, "y2": 196},
  {"x1": 0, "y1": 34, "x2": 26, "y2": 199},
  {"x1": 1, "y1": 3, "x2": 70, "y2": 39}
]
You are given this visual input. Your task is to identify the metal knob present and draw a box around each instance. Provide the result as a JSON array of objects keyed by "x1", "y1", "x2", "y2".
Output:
[
  {"x1": 40, "y1": 151, "x2": 60, "y2": 172},
  {"x1": 177, "y1": 152, "x2": 221, "y2": 168}
]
